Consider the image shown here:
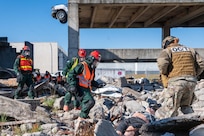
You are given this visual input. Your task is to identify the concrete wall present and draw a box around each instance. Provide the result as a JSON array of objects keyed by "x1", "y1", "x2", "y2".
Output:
[
  {"x1": 0, "y1": 42, "x2": 16, "y2": 69},
  {"x1": 85, "y1": 48, "x2": 204, "y2": 61},
  {"x1": 95, "y1": 68, "x2": 126, "y2": 80},
  {"x1": 34, "y1": 42, "x2": 58, "y2": 74},
  {"x1": 97, "y1": 62, "x2": 159, "y2": 77},
  {"x1": 136, "y1": 62, "x2": 159, "y2": 74},
  {"x1": 76, "y1": 0, "x2": 204, "y2": 4}
]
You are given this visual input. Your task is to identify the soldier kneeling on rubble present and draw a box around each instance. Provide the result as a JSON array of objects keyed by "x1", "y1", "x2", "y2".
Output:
[
  {"x1": 116, "y1": 100, "x2": 161, "y2": 136},
  {"x1": 157, "y1": 36, "x2": 204, "y2": 119}
]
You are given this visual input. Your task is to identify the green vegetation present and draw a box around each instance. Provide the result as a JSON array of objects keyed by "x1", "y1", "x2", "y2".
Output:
[
  {"x1": 0, "y1": 114, "x2": 8, "y2": 122},
  {"x1": 42, "y1": 97, "x2": 56, "y2": 108}
]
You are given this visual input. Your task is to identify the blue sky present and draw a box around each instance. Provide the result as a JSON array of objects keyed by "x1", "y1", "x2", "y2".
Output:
[{"x1": 0, "y1": 0, "x2": 204, "y2": 53}]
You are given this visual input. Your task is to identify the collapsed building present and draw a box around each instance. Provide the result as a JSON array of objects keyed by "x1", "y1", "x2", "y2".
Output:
[{"x1": 1, "y1": 70, "x2": 204, "y2": 135}]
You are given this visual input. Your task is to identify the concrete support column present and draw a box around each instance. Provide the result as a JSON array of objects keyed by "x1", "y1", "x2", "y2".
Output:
[
  {"x1": 68, "y1": 3, "x2": 79, "y2": 59},
  {"x1": 161, "y1": 26, "x2": 170, "y2": 47}
]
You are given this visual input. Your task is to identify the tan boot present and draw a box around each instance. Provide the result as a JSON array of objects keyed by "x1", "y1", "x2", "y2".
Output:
[{"x1": 63, "y1": 105, "x2": 69, "y2": 111}]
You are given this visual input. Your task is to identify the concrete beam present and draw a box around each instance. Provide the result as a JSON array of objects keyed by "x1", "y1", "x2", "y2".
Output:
[
  {"x1": 162, "y1": 26, "x2": 171, "y2": 47},
  {"x1": 0, "y1": 96, "x2": 51, "y2": 123},
  {"x1": 166, "y1": 6, "x2": 204, "y2": 27},
  {"x1": 90, "y1": 6, "x2": 97, "y2": 28},
  {"x1": 85, "y1": 48, "x2": 204, "y2": 62},
  {"x1": 68, "y1": 3, "x2": 79, "y2": 59},
  {"x1": 76, "y1": 0, "x2": 204, "y2": 4},
  {"x1": 126, "y1": 6, "x2": 150, "y2": 28},
  {"x1": 144, "y1": 5, "x2": 179, "y2": 27},
  {"x1": 109, "y1": 6, "x2": 126, "y2": 28}
]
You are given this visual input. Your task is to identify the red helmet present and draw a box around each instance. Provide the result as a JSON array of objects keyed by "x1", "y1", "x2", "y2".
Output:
[
  {"x1": 22, "y1": 46, "x2": 30, "y2": 51},
  {"x1": 78, "y1": 49, "x2": 86, "y2": 57},
  {"x1": 90, "y1": 50, "x2": 101, "y2": 61}
]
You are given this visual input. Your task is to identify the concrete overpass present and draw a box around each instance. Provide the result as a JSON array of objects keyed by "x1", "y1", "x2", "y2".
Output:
[
  {"x1": 68, "y1": 0, "x2": 204, "y2": 61},
  {"x1": 84, "y1": 48, "x2": 204, "y2": 62}
]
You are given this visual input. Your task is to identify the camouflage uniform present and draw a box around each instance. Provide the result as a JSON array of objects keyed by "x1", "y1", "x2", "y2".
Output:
[{"x1": 156, "y1": 36, "x2": 204, "y2": 119}]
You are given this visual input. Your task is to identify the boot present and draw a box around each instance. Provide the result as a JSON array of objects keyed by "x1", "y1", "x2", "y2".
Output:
[
  {"x1": 14, "y1": 95, "x2": 19, "y2": 99},
  {"x1": 74, "y1": 106, "x2": 81, "y2": 110},
  {"x1": 63, "y1": 105, "x2": 69, "y2": 111},
  {"x1": 28, "y1": 93, "x2": 34, "y2": 99}
]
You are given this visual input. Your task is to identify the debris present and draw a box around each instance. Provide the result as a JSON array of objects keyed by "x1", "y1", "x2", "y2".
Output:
[{"x1": 0, "y1": 119, "x2": 37, "y2": 126}]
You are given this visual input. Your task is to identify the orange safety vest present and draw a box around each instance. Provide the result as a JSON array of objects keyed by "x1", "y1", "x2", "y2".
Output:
[
  {"x1": 57, "y1": 76, "x2": 62, "y2": 82},
  {"x1": 77, "y1": 62, "x2": 94, "y2": 89},
  {"x1": 36, "y1": 75, "x2": 42, "y2": 82},
  {"x1": 19, "y1": 55, "x2": 32, "y2": 71},
  {"x1": 44, "y1": 74, "x2": 51, "y2": 79}
]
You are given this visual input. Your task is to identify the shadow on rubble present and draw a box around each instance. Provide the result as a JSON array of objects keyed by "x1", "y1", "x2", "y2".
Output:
[{"x1": 0, "y1": 67, "x2": 16, "y2": 79}]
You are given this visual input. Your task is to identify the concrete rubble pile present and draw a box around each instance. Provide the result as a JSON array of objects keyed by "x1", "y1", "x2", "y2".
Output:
[{"x1": 0, "y1": 71, "x2": 204, "y2": 135}]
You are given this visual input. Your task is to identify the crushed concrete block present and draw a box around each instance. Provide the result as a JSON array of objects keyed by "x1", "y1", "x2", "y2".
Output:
[
  {"x1": 94, "y1": 119, "x2": 118, "y2": 136},
  {"x1": 0, "y1": 95, "x2": 51, "y2": 123},
  {"x1": 189, "y1": 124, "x2": 204, "y2": 136}
]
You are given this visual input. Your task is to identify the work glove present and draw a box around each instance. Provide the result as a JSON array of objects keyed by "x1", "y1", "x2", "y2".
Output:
[
  {"x1": 17, "y1": 72, "x2": 23, "y2": 82},
  {"x1": 68, "y1": 85, "x2": 77, "y2": 94},
  {"x1": 97, "y1": 82, "x2": 106, "y2": 88}
]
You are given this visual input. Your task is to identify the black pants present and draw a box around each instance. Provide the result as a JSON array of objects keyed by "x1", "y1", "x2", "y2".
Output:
[{"x1": 116, "y1": 117, "x2": 146, "y2": 134}]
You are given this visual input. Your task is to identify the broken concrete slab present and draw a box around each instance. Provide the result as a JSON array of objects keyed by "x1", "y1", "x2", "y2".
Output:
[
  {"x1": 94, "y1": 119, "x2": 118, "y2": 136},
  {"x1": 0, "y1": 95, "x2": 51, "y2": 123},
  {"x1": 122, "y1": 87, "x2": 142, "y2": 98},
  {"x1": 189, "y1": 124, "x2": 204, "y2": 136},
  {"x1": 34, "y1": 79, "x2": 49, "y2": 90},
  {"x1": 0, "y1": 87, "x2": 14, "y2": 98},
  {"x1": 17, "y1": 99, "x2": 41, "y2": 111},
  {"x1": 140, "y1": 114, "x2": 204, "y2": 136},
  {"x1": 0, "y1": 78, "x2": 17, "y2": 87}
]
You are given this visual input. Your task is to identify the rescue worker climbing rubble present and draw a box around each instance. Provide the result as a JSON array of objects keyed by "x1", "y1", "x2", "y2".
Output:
[
  {"x1": 156, "y1": 36, "x2": 204, "y2": 119},
  {"x1": 63, "y1": 49, "x2": 87, "y2": 111},
  {"x1": 67, "y1": 50, "x2": 104, "y2": 120},
  {"x1": 13, "y1": 45, "x2": 35, "y2": 99}
]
